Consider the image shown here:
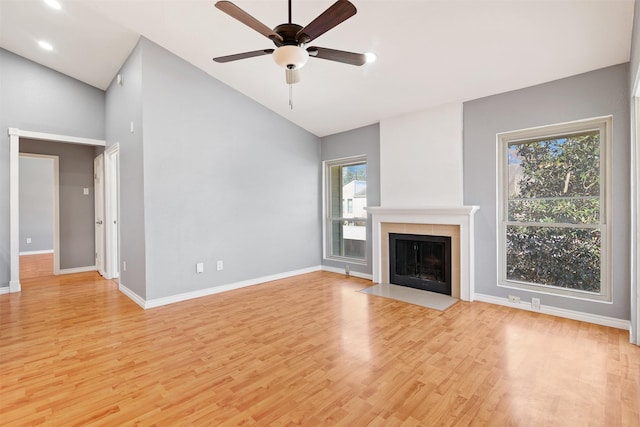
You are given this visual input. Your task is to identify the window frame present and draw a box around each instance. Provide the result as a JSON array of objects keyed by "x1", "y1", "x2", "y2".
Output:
[
  {"x1": 497, "y1": 116, "x2": 612, "y2": 302},
  {"x1": 323, "y1": 155, "x2": 368, "y2": 265}
]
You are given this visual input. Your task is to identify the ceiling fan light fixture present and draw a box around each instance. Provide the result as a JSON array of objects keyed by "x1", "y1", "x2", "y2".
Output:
[{"x1": 273, "y1": 45, "x2": 309, "y2": 70}]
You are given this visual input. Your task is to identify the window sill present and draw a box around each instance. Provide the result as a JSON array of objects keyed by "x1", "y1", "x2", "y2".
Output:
[
  {"x1": 498, "y1": 281, "x2": 612, "y2": 304},
  {"x1": 324, "y1": 256, "x2": 367, "y2": 266}
]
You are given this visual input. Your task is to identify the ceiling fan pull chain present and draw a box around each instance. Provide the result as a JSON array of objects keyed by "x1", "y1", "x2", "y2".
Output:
[{"x1": 289, "y1": 83, "x2": 294, "y2": 110}]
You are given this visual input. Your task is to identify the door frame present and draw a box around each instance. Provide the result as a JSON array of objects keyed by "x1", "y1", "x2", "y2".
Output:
[
  {"x1": 631, "y1": 68, "x2": 640, "y2": 345},
  {"x1": 94, "y1": 153, "x2": 106, "y2": 277},
  {"x1": 8, "y1": 128, "x2": 106, "y2": 292},
  {"x1": 104, "y1": 143, "x2": 120, "y2": 280}
]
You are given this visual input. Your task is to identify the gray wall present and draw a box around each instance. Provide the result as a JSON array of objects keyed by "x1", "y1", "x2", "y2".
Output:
[
  {"x1": 105, "y1": 42, "x2": 147, "y2": 298},
  {"x1": 463, "y1": 63, "x2": 630, "y2": 320},
  {"x1": 109, "y1": 38, "x2": 322, "y2": 300},
  {"x1": 19, "y1": 156, "x2": 54, "y2": 253},
  {"x1": 320, "y1": 124, "x2": 380, "y2": 275},
  {"x1": 20, "y1": 139, "x2": 97, "y2": 269},
  {"x1": 0, "y1": 49, "x2": 105, "y2": 287}
]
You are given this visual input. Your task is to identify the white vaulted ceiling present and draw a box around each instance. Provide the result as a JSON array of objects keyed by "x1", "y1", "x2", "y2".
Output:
[{"x1": 0, "y1": 0, "x2": 634, "y2": 136}]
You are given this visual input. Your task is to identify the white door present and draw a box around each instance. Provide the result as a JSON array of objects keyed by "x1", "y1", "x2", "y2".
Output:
[
  {"x1": 105, "y1": 144, "x2": 120, "y2": 279},
  {"x1": 94, "y1": 154, "x2": 105, "y2": 277}
]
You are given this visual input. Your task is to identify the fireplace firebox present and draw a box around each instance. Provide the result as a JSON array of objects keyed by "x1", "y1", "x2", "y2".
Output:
[{"x1": 389, "y1": 233, "x2": 452, "y2": 295}]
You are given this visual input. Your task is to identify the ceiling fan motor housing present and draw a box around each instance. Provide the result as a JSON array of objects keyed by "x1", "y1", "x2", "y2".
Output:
[{"x1": 273, "y1": 23, "x2": 304, "y2": 45}]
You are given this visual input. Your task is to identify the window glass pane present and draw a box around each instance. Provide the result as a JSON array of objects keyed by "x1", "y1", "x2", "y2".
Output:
[
  {"x1": 326, "y1": 159, "x2": 367, "y2": 262},
  {"x1": 508, "y1": 197, "x2": 599, "y2": 224},
  {"x1": 499, "y1": 119, "x2": 609, "y2": 301},
  {"x1": 329, "y1": 219, "x2": 366, "y2": 260},
  {"x1": 342, "y1": 164, "x2": 367, "y2": 188},
  {"x1": 330, "y1": 220, "x2": 342, "y2": 257},
  {"x1": 508, "y1": 131, "x2": 600, "y2": 200},
  {"x1": 506, "y1": 225, "x2": 601, "y2": 293},
  {"x1": 341, "y1": 163, "x2": 366, "y2": 218},
  {"x1": 343, "y1": 219, "x2": 366, "y2": 259}
]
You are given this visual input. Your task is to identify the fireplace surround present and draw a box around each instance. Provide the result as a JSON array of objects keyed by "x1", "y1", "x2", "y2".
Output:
[{"x1": 366, "y1": 206, "x2": 479, "y2": 301}]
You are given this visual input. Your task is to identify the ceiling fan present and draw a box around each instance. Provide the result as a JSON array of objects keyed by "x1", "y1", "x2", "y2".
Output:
[{"x1": 212, "y1": 0, "x2": 369, "y2": 86}]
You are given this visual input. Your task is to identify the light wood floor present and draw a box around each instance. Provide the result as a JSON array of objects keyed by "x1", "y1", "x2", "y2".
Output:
[
  {"x1": 19, "y1": 253, "x2": 53, "y2": 279},
  {"x1": 1, "y1": 271, "x2": 638, "y2": 426}
]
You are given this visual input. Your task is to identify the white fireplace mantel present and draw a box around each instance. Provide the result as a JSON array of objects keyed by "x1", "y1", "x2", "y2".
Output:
[{"x1": 365, "y1": 206, "x2": 480, "y2": 301}]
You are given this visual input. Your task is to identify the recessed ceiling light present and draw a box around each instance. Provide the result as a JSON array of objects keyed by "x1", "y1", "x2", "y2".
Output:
[
  {"x1": 44, "y1": 0, "x2": 62, "y2": 10},
  {"x1": 364, "y1": 52, "x2": 377, "y2": 64},
  {"x1": 38, "y1": 40, "x2": 54, "y2": 51}
]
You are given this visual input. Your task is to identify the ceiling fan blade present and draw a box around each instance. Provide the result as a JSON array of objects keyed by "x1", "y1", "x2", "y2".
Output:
[
  {"x1": 307, "y1": 47, "x2": 366, "y2": 66},
  {"x1": 213, "y1": 49, "x2": 274, "y2": 63},
  {"x1": 215, "y1": 1, "x2": 283, "y2": 43},
  {"x1": 296, "y1": 0, "x2": 356, "y2": 44}
]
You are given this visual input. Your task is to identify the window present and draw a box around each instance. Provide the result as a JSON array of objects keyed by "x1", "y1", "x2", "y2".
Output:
[
  {"x1": 325, "y1": 156, "x2": 367, "y2": 263},
  {"x1": 498, "y1": 117, "x2": 611, "y2": 301}
]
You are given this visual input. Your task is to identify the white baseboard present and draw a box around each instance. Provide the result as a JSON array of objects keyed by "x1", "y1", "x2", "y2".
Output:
[
  {"x1": 119, "y1": 266, "x2": 324, "y2": 309},
  {"x1": 474, "y1": 293, "x2": 631, "y2": 330},
  {"x1": 57, "y1": 265, "x2": 97, "y2": 275},
  {"x1": 321, "y1": 265, "x2": 373, "y2": 281},
  {"x1": 118, "y1": 282, "x2": 146, "y2": 309},
  {"x1": 0, "y1": 286, "x2": 10, "y2": 294},
  {"x1": 19, "y1": 250, "x2": 54, "y2": 255},
  {"x1": 9, "y1": 280, "x2": 21, "y2": 293}
]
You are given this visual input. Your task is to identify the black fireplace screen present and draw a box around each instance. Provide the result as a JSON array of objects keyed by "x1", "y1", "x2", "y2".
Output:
[{"x1": 389, "y1": 233, "x2": 452, "y2": 295}]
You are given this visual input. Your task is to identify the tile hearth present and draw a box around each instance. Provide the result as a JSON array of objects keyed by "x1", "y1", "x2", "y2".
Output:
[{"x1": 360, "y1": 283, "x2": 458, "y2": 311}]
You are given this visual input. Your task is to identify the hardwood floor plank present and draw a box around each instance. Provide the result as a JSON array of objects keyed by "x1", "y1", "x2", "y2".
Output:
[
  {"x1": 19, "y1": 253, "x2": 53, "y2": 279},
  {"x1": 1, "y1": 271, "x2": 638, "y2": 425}
]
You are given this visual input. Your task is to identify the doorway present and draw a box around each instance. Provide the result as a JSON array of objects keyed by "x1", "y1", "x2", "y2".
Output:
[
  {"x1": 18, "y1": 154, "x2": 59, "y2": 279},
  {"x1": 8, "y1": 128, "x2": 106, "y2": 292}
]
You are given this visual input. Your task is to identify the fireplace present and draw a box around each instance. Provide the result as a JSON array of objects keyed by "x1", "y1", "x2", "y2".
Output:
[
  {"x1": 366, "y1": 206, "x2": 479, "y2": 301},
  {"x1": 390, "y1": 233, "x2": 452, "y2": 295}
]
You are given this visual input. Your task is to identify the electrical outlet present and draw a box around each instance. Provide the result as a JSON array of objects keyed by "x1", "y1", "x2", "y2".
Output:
[
  {"x1": 216, "y1": 260, "x2": 223, "y2": 271},
  {"x1": 508, "y1": 295, "x2": 520, "y2": 304},
  {"x1": 26, "y1": 237, "x2": 32, "y2": 244},
  {"x1": 531, "y1": 297, "x2": 541, "y2": 310},
  {"x1": 196, "y1": 262, "x2": 204, "y2": 273}
]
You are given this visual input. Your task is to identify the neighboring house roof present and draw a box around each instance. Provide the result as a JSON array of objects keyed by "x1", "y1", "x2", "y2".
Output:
[{"x1": 343, "y1": 180, "x2": 367, "y2": 198}]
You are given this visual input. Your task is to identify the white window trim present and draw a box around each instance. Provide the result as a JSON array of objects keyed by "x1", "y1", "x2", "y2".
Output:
[
  {"x1": 496, "y1": 116, "x2": 613, "y2": 303},
  {"x1": 323, "y1": 154, "x2": 367, "y2": 265}
]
